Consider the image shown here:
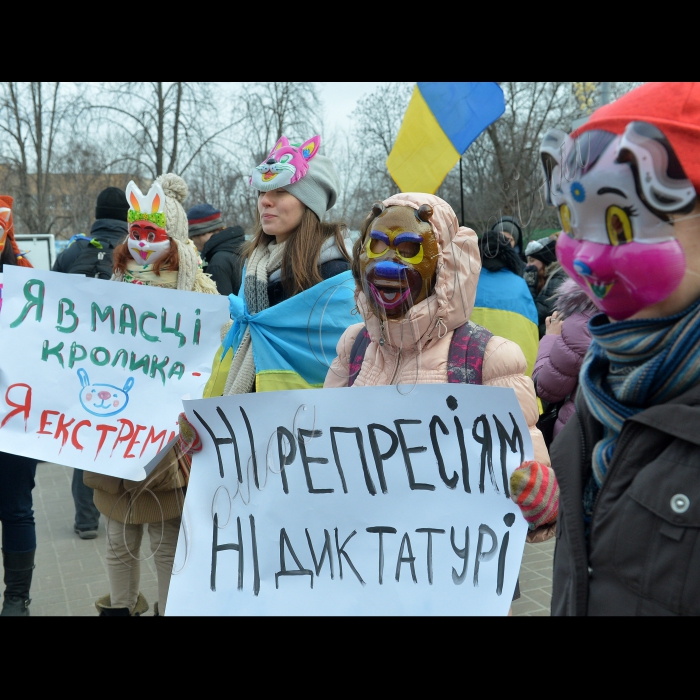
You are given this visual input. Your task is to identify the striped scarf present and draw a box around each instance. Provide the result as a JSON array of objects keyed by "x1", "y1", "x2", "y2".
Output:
[{"x1": 579, "y1": 296, "x2": 700, "y2": 510}]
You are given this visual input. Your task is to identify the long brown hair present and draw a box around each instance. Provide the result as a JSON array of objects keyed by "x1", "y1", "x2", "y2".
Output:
[
  {"x1": 243, "y1": 207, "x2": 351, "y2": 297},
  {"x1": 113, "y1": 239, "x2": 180, "y2": 276},
  {"x1": 351, "y1": 208, "x2": 376, "y2": 286}
]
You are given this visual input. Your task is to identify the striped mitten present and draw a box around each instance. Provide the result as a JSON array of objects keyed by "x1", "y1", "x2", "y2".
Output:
[
  {"x1": 509, "y1": 461, "x2": 559, "y2": 529},
  {"x1": 177, "y1": 412, "x2": 202, "y2": 455}
]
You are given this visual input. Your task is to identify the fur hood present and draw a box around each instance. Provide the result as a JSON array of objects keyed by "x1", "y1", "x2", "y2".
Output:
[{"x1": 554, "y1": 278, "x2": 600, "y2": 321}]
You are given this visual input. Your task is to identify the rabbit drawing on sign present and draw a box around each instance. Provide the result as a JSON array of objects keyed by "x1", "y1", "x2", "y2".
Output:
[{"x1": 77, "y1": 368, "x2": 134, "y2": 417}]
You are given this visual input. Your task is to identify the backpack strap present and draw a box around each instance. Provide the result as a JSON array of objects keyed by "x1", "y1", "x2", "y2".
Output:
[
  {"x1": 447, "y1": 321, "x2": 494, "y2": 385},
  {"x1": 347, "y1": 326, "x2": 371, "y2": 387}
]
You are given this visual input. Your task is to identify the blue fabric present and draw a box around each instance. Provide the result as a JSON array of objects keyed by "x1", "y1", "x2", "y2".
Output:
[
  {"x1": 474, "y1": 268, "x2": 538, "y2": 324},
  {"x1": 0, "y1": 452, "x2": 37, "y2": 553},
  {"x1": 223, "y1": 270, "x2": 356, "y2": 387},
  {"x1": 417, "y1": 82, "x2": 505, "y2": 154}
]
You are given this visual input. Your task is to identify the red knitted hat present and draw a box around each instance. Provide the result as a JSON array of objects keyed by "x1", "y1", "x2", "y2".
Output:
[{"x1": 575, "y1": 82, "x2": 700, "y2": 193}]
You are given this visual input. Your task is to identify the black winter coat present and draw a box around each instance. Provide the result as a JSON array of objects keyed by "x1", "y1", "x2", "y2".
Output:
[
  {"x1": 52, "y1": 219, "x2": 128, "y2": 273},
  {"x1": 528, "y1": 266, "x2": 568, "y2": 337},
  {"x1": 267, "y1": 259, "x2": 350, "y2": 307},
  {"x1": 551, "y1": 384, "x2": 700, "y2": 615},
  {"x1": 202, "y1": 226, "x2": 245, "y2": 296}
]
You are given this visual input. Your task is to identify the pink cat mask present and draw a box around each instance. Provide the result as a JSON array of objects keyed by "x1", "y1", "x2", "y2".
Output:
[
  {"x1": 249, "y1": 135, "x2": 320, "y2": 192},
  {"x1": 540, "y1": 121, "x2": 697, "y2": 320}
]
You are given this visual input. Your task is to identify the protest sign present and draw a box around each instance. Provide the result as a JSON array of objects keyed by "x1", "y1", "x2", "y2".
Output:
[
  {"x1": 167, "y1": 383, "x2": 532, "y2": 616},
  {"x1": 0, "y1": 266, "x2": 229, "y2": 479}
]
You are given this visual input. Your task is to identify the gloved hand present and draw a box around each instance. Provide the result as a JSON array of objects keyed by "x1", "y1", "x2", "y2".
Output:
[
  {"x1": 523, "y1": 265, "x2": 539, "y2": 291},
  {"x1": 509, "y1": 461, "x2": 559, "y2": 530},
  {"x1": 177, "y1": 412, "x2": 202, "y2": 455}
]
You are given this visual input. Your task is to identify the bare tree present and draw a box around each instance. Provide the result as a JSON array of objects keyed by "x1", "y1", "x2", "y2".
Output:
[
  {"x1": 88, "y1": 82, "x2": 238, "y2": 179},
  {"x1": 0, "y1": 82, "x2": 75, "y2": 234}
]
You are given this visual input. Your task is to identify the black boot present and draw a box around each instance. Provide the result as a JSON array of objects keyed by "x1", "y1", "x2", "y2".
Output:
[{"x1": 1, "y1": 549, "x2": 35, "y2": 617}]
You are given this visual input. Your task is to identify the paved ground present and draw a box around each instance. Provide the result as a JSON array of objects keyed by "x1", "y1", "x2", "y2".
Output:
[{"x1": 25, "y1": 462, "x2": 554, "y2": 616}]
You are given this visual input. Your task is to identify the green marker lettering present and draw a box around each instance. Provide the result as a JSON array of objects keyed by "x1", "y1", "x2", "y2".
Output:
[
  {"x1": 129, "y1": 353, "x2": 150, "y2": 375},
  {"x1": 41, "y1": 340, "x2": 65, "y2": 367},
  {"x1": 139, "y1": 311, "x2": 159, "y2": 343},
  {"x1": 90, "y1": 347, "x2": 110, "y2": 366},
  {"x1": 150, "y1": 355, "x2": 170, "y2": 386},
  {"x1": 161, "y1": 308, "x2": 185, "y2": 348},
  {"x1": 112, "y1": 349, "x2": 128, "y2": 368},
  {"x1": 10, "y1": 279, "x2": 45, "y2": 328},
  {"x1": 91, "y1": 303, "x2": 115, "y2": 333},
  {"x1": 168, "y1": 362, "x2": 185, "y2": 380},
  {"x1": 68, "y1": 342, "x2": 87, "y2": 368},
  {"x1": 119, "y1": 305, "x2": 137, "y2": 336},
  {"x1": 56, "y1": 298, "x2": 79, "y2": 334}
]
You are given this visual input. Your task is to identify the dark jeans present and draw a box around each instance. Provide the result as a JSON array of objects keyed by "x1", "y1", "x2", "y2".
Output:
[
  {"x1": 72, "y1": 469, "x2": 100, "y2": 531},
  {"x1": 0, "y1": 452, "x2": 37, "y2": 553}
]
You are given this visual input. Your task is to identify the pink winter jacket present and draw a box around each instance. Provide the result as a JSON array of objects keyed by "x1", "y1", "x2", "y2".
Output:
[{"x1": 324, "y1": 193, "x2": 549, "y2": 468}]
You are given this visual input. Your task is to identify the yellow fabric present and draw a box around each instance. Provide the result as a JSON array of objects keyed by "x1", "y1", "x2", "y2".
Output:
[
  {"x1": 203, "y1": 345, "x2": 232, "y2": 399},
  {"x1": 256, "y1": 370, "x2": 323, "y2": 393},
  {"x1": 470, "y1": 306, "x2": 539, "y2": 377},
  {"x1": 386, "y1": 86, "x2": 460, "y2": 194}
]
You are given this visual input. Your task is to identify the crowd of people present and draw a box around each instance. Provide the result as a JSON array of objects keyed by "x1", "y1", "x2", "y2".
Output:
[{"x1": 1, "y1": 81, "x2": 699, "y2": 616}]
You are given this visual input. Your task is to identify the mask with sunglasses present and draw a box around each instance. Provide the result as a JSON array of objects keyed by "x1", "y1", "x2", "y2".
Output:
[
  {"x1": 540, "y1": 121, "x2": 697, "y2": 320},
  {"x1": 359, "y1": 203, "x2": 439, "y2": 319}
]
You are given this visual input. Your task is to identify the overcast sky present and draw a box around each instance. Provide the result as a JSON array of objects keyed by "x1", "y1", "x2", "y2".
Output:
[{"x1": 316, "y1": 82, "x2": 390, "y2": 131}]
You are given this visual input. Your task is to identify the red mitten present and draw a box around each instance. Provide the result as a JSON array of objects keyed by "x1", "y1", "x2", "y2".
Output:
[
  {"x1": 177, "y1": 412, "x2": 202, "y2": 455},
  {"x1": 509, "y1": 461, "x2": 559, "y2": 529}
]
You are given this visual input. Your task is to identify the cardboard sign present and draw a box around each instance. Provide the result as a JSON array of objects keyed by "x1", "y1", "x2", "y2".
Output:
[
  {"x1": 0, "y1": 266, "x2": 229, "y2": 479},
  {"x1": 167, "y1": 384, "x2": 532, "y2": 616}
]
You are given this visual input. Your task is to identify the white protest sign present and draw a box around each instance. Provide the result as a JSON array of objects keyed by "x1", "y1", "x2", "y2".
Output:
[
  {"x1": 167, "y1": 384, "x2": 531, "y2": 616},
  {"x1": 0, "y1": 266, "x2": 229, "y2": 479}
]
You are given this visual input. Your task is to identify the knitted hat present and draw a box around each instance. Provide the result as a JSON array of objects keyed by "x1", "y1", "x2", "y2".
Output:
[
  {"x1": 156, "y1": 173, "x2": 190, "y2": 242},
  {"x1": 527, "y1": 238, "x2": 557, "y2": 266},
  {"x1": 286, "y1": 155, "x2": 339, "y2": 221},
  {"x1": 187, "y1": 203, "x2": 223, "y2": 237},
  {"x1": 95, "y1": 187, "x2": 129, "y2": 222},
  {"x1": 492, "y1": 216, "x2": 523, "y2": 246},
  {"x1": 575, "y1": 82, "x2": 700, "y2": 193},
  {"x1": 249, "y1": 135, "x2": 339, "y2": 220}
]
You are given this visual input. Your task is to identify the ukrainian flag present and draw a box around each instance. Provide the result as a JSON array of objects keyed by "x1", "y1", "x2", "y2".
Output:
[{"x1": 387, "y1": 82, "x2": 505, "y2": 194}]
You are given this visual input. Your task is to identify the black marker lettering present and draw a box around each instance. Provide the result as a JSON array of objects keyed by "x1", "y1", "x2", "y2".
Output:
[
  {"x1": 334, "y1": 528, "x2": 365, "y2": 585},
  {"x1": 298, "y1": 429, "x2": 333, "y2": 494},
  {"x1": 367, "y1": 423, "x2": 399, "y2": 493},
  {"x1": 429, "y1": 415, "x2": 457, "y2": 489},
  {"x1": 211, "y1": 514, "x2": 243, "y2": 592},
  {"x1": 473, "y1": 414, "x2": 497, "y2": 494},
  {"x1": 497, "y1": 531, "x2": 509, "y2": 596},
  {"x1": 473, "y1": 524, "x2": 498, "y2": 587},
  {"x1": 450, "y1": 526, "x2": 469, "y2": 585},
  {"x1": 329, "y1": 427, "x2": 371, "y2": 495},
  {"x1": 395, "y1": 532, "x2": 418, "y2": 583},
  {"x1": 454, "y1": 416, "x2": 471, "y2": 493},
  {"x1": 276, "y1": 427, "x2": 296, "y2": 494},
  {"x1": 275, "y1": 528, "x2": 313, "y2": 589},
  {"x1": 416, "y1": 528, "x2": 445, "y2": 585},
  {"x1": 250, "y1": 515, "x2": 260, "y2": 596},
  {"x1": 366, "y1": 526, "x2": 397, "y2": 584},
  {"x1": 394, "y1": 419, "x2": 434, "y2": 491},
  {"x1": 305, "y1": 528, "x2": 334, "y2": 579},
  {"x1": 492, "y1": 413, "x2": 524, "y2": 498},
  {"x1": 193, "y1": 407, "x2": 241, "y2": 481}
]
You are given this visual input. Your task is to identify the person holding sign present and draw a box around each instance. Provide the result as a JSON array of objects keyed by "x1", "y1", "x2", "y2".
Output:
[
  {"x1": 199, "y1": 134, "x2": 355, "y2": 399},
  {"x1": 0, "y1": 196, "x2": 38, "y2": 616},
  {"x1": 324, "y1": 194, "x2": 558, "y2": 553},
  {"x1": 540, "y1": 82, "x2": 700, "y2": 615},
  {"x1": 84, "y1": 173, "x2": 219, "y2": 616}
]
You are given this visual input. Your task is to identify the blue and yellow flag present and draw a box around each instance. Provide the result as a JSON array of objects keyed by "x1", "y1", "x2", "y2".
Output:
[{"x1": 387, "y1": 82, "x2": 505, "y2": 193}]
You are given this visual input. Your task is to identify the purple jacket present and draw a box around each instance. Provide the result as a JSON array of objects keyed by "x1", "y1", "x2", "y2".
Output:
[{"x1": 533, "y1": 280, "x2": 598, "y2": 438}]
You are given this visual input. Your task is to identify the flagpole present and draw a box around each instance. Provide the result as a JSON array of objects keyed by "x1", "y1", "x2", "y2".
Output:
[{"x1": 459, "y1": 155, "x2": 465, "y2": 226}]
